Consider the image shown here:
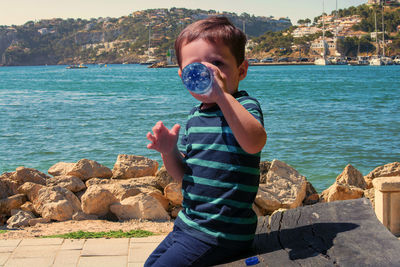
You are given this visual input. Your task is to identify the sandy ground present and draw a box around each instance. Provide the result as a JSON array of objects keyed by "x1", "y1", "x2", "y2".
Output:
[{"x1": 0, "y1": 219, "x2": 174, "y2": 239}]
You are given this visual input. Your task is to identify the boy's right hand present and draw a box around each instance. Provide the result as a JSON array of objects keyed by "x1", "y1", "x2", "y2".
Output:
[{"x1": 146, "y1": 121, "x2": 181, "y2": 155}]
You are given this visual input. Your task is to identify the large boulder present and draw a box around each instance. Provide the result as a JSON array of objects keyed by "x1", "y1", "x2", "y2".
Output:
[
  {"x1": 67, "y1": 159, "x2": 112, "y2": 181},
  {"x1": 112, "y1": 154, "x2": 158, "y2": 179},
  {"x1": 80, "y1": 177, "x2": 162, "y2": 216},
  {"x1": 320, "y1": 183, "x2": 364, "y2": 202},
  {"x1": 81, "y1": 185, "x2": 118, "y2": 216},
  {"x1": 0, "y1": 194, "x2": 27, "y2": 216},
  {"x1": 7, "y1": 210, "x2": 35, "y2": 228},
  {"x1": 17, "y1": 182, "x2": 45, "y2": 203},
  {"x1": 255, "y1": 160, "x2": 307, "y2": 214},
  {"x1": 155, "y1": 166, "x2": 174, "y2": 189},
  {"x1": 259, "y1": 161, "x2": 272, "y2": 184},
  {"x1": 110, "y1": 193, "x2": 170, "y2": 221},
  {"x1": 48, "y1": 162, "x2": 75, "y2": 176},
  {"x1": 34, "y1": 186, "x2": 82, "y2": 221},
  {"x1": 364, "y1": 162, "x2": 400, "y2": 189},
  {"x1": 164, "y1": 183, "x2": 183, "y2": 206},
  {"x1": 336, "y1": 164, "x2": 367, "y2": 190},
  {"x1": 10, "y1": 167, "x2": 50, "y2": 186},
  {"x1": 0, "y1": 176, "x2": 16, "y2": 199},
  {"x1": 46, "y1": 175, "x2": 86, "y2": 192}
]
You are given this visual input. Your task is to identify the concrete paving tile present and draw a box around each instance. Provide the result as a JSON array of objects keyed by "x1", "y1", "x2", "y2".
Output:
[
  {"x1": 77, "y1": 256, "x2": 127, "y2": 267},
  {"x1": 53, "y1": 249, "x2": 81, "y2": 267},
  {"x1": 12, "y1": 245, "x2": 59, "y2": 258},
  {"x1": 19, "y1": 238, "x2": 64, "y2": 246},
  {"x1": 0, "y1": 247, "x2": 16, "y2": 253},
  {"x1": 128, "y1": 242, "x2": 158, "y2": 263},
  {"x1": 0, "y1": 239, "x2": 21, "y2": 247},
  {"x1": 128, "y1": 263, "x2": 146, "y2": 267},
  {"x1": 0, "y1": 253, "x2": 12, "y2": 266},
  {"x1": 130, "y1": 235, "x2": 166, "y2": 244},
  {"x1": 60, "y1": 239, "x2": 86, "y2": 250},
  {"x1": 4, "y1": 256, "x2": 55, "y2": 267},
  {"x1": 81, "y1": 238, "x2": 129, "y2": 256}
]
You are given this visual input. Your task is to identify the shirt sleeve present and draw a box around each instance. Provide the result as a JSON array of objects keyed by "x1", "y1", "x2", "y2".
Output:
[{"x1": 239, "y1": 97, "x2": 264, "y2": 127}]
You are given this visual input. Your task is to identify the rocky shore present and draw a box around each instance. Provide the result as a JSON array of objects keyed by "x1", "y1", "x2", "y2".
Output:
[{"x1": 0, "y1": 154, "x2": 399, "y2": 237}]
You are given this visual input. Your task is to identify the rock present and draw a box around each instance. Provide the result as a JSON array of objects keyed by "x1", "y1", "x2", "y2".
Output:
[
  {"x1": 72, "y1": 211, "x2": 98, "y2": 221},
  {"x1": 34, "y1": 186, "x2": 82, "y2": 221},
  {"x1": 67, "y1": 159, "x2": 112, "y2": 181},
  {"x1": 29, "y1": 217, "x2": 51, "y2": 226},
  {"x1": 46, "y1": 175, "x2": 86, "y2": 192},
  {"x1": 303, "y1": 181, "x2": 319, "y2": 205},
  {"x1": 336, "y1": 164, "x2": 367, "y2": 190},
  {"x1": 170, "y1": 206, "x2": 183, "y2": 219},
  {"x1": 10, "y1": 167, "x2": 50, "y2": 186},
  {"x1": 259, "y1": 161, "x2": 272, "y2": 184},
  {"x1": 164, "y1": 183, "x2": 183, "y2": 206},
  {"x1": 106, "y1": 182, "x2": 142, "y2": 201},
  {"x1": 0, "y1": 194, "x2": 27, "y2": 216},
  {"x1": 363, "y1": 188, "x2": 375, "y2": 207},
  {"x1": 155, "y1": 166, "x2": 175, "y2": 189},
  {"x1": 255, "y1": 160, "x2": 307, "y2": 213},
  {"x1": 112, "y1": 154, "x2": 158, "y2": 179},
  {"x1": 148, "y1": 190, "x2": 169, "y2": 211},
  {"x1": 110, "y1": 193, "x2": 170, "y2": 221},
  {"x1": 303, "y1": 193, "x2": 320, "y2": 206},
  {"x1": 85, "y1": 177, "x2": 112, "y2": 187},
  {"x1": 48, "y1": 162, "x2": 75, "y2": 176},
  {"x1": 0, "y1": 174, "x2": 19, "y2": 197},
  {"x1": 320, "y1": 183, "x2": 364, "y2": 202},
  {"x1": 20, "y1": 201, "x2": 38, "y2": 216},
  {"x1": 0, "y1": 177, "x2": 14, "y2": 199},
  {"x1": 252, "y1": 203, "x2": 264, "y2": 216},
  {"x1": 0, "y1": 215, "x2": 7, "y2": 226},
  {"x1": 364, "y1": 162, "x2": 400, "y2": 189},
  {"x1": 7, "y1": 210, "x2": 35, "y2": 228},
  {"x1": 81, "y1": 185, "x2": 118, "y2": 216},
  {"x1": 17, "y1": 182, "x2": 45, "y2": 202}
]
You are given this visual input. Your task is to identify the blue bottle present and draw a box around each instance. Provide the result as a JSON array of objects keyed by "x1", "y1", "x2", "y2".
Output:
[{"x1": 181, "y1": 62, "x2": 213, "y2": 94}]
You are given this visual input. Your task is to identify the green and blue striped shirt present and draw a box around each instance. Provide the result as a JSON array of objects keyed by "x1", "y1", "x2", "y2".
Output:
[{"x1": 175, "y1": 90, "x2": 264, "y2": 249}]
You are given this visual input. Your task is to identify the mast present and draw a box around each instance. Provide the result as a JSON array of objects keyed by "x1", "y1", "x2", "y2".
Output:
[
  {"x1": 381, "y1": 2, "x2": 385, "y2": 57},
  {"x1": 322, "y1": 0, "x2": 326, "y2": 57},
  {"x1": 374, "y1": 8, "x2": 379, "y2": 57}
]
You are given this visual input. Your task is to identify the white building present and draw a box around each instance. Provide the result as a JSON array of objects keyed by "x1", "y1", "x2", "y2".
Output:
[{"x1": 293, "y1": 26, "x2": 321, "y2": 38}]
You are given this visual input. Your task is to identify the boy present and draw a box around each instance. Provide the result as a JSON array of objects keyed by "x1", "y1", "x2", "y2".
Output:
[{"x1": 145, "y1": 16, "x2": 266, "y2": 266}]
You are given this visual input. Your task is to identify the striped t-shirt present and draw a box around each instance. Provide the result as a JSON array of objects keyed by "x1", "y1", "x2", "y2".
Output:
[{"x1": 175, "y1": 90, "x2": 264, "y2": 249}]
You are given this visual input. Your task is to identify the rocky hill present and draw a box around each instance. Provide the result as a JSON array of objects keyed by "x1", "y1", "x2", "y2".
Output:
[{"x1": 0, "y1": 8, "x2": 292, "y2": 66}]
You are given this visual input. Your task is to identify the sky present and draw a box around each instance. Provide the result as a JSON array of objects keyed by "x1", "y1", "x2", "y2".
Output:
[{"x1": 0, "y1": 0, "x2": 367, "y2": 26}]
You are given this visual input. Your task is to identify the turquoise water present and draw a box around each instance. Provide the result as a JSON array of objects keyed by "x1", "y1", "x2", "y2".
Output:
[{"x1": 0, "y1": 64, "x2": 399, "y2": 192}]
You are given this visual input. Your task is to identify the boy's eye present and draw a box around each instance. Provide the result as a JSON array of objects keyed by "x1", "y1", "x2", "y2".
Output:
[{"x1": 211, "y1": 60, "x2": 223, "y2": 67}]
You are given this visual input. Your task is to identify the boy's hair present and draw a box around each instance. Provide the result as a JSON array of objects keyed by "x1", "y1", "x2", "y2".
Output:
[{"x1": 174, "y1": 16, "x2": 247, "y2": 68}]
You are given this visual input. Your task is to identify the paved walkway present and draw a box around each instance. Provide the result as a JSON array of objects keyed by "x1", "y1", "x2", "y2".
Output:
[{"x1": 0, "y1": 235, "x2": 166, "y2": 267}]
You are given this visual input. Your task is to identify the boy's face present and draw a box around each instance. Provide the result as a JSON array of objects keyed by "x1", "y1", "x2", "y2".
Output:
[{"x1": 178, "y1": 38, "x2": 248, "y2": 97}]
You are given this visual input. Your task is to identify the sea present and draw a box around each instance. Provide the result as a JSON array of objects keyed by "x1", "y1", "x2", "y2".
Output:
[{"x1": 0, "y1": 64, "x2": 399, "y2": 192}]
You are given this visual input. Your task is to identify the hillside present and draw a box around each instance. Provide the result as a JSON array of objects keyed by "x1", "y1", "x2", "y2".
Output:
[{"x1": 0, "y1": 8, "x2": 292, "y2": 66}]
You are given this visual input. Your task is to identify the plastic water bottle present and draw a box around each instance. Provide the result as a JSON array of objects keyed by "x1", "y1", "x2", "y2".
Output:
[{"x1": 181, "y1": 62, "x2": 213, "y2": 95}]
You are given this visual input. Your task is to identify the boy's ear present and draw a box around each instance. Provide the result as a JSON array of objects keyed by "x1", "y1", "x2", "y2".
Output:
[
  {"x1": 178, "y1": 68, "x2": 182, "y2": 78},
  {"x1": 238, "y1": 60, "x2": 249, "y2": 81}
]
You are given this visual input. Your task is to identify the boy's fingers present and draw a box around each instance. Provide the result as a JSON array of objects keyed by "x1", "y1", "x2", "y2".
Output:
[
  {"x1": 171, "y1": 124, "x2": 181, "y2": 136},
  {"x1": 146, "y1": 132, "x2": 156, "y2": 143}
]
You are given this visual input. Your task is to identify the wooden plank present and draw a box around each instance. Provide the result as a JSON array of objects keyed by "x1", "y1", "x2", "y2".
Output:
[{"x1": 218, "y1": 199, "x2": 400, "y2": 266}]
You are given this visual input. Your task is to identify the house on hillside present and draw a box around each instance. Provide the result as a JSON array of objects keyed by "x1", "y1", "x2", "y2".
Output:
[
  {"x1": 311, "y1": 36, "x2": 340, "y2": 56},
  {"x1": 292, "y1": 26, "x2": 321, "y2": 38}
]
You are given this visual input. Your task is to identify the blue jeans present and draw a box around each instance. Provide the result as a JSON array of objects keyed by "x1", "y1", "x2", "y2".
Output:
[{"x1": 144, "y1": 226, "x2": 247, "y2": 267}]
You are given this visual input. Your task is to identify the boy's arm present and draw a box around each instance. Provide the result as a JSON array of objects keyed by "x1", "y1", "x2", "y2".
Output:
[
  {"x1": 160, "y1": 146, "x2": 186, "y2": 183},
  {"x1": 216, "y1": 93, "x2": 266, "y2": 154},
  {"x1": 146, "y1": 121, "x2": 186, "y2": 182}
]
